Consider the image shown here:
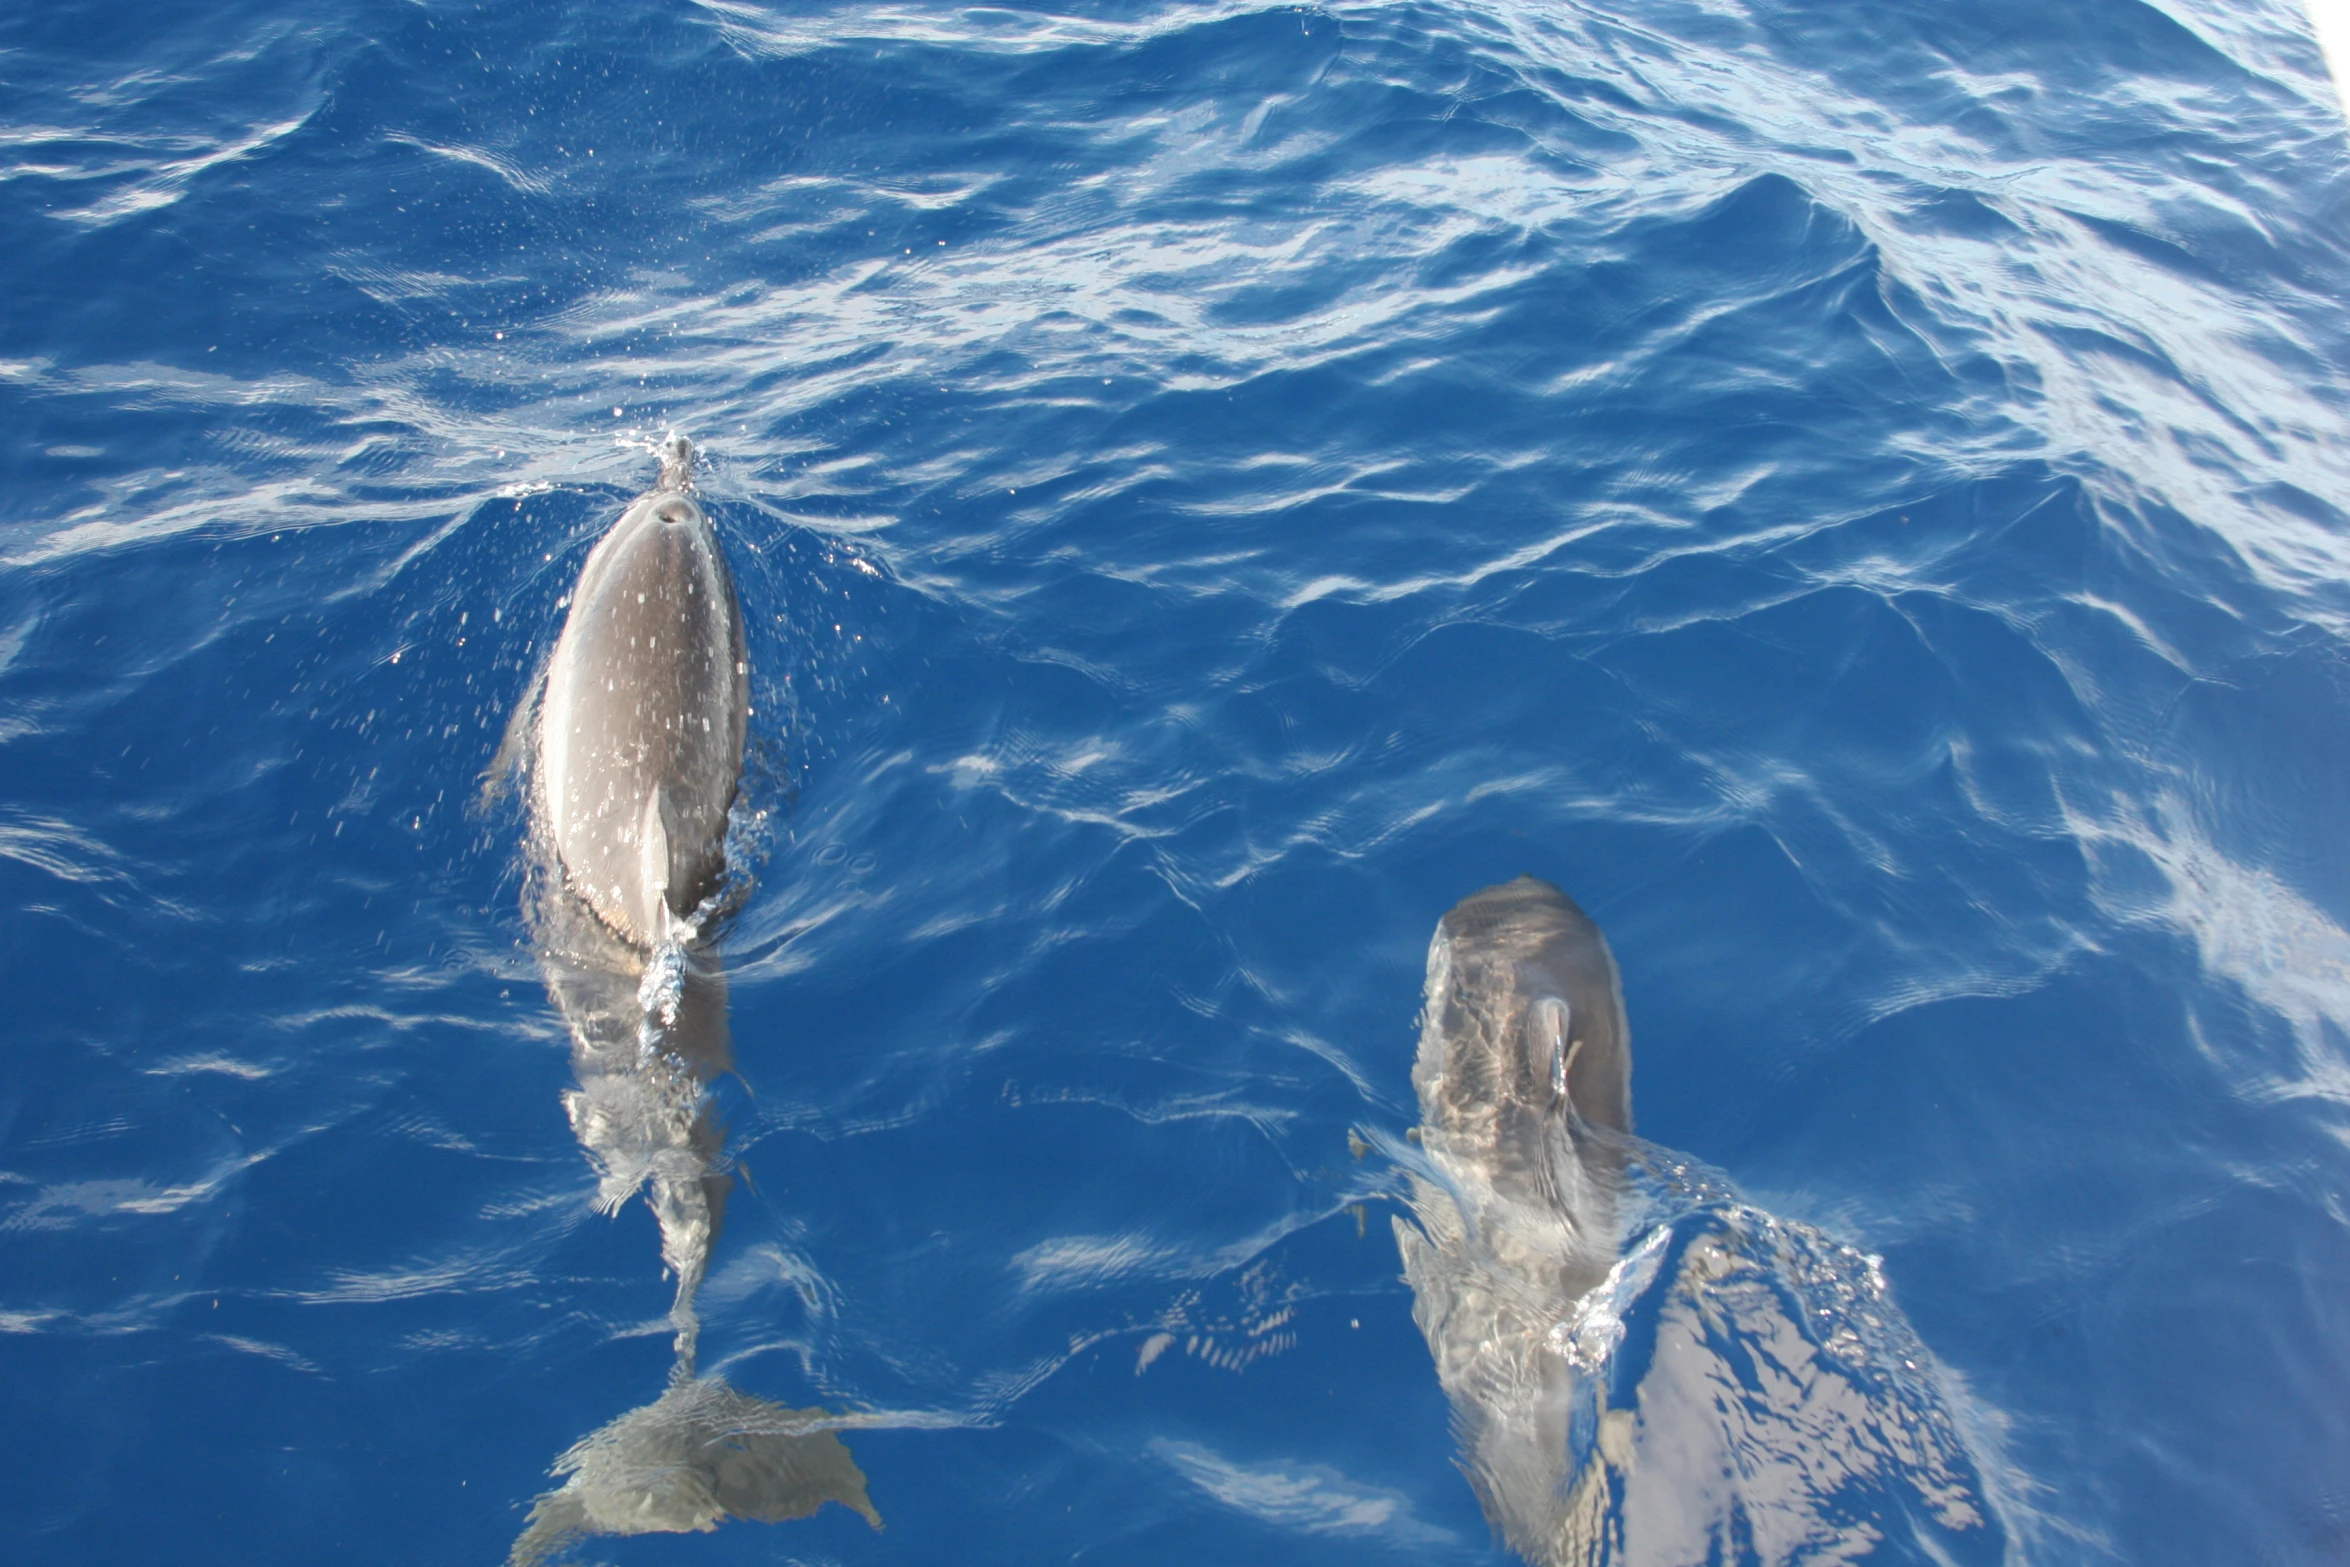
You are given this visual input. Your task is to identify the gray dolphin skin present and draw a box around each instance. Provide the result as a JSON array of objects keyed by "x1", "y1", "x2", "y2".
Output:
[
  {"x1": 537, "y1": 435, "x2": 747, "y2": 949},
  {"x1": 1395, "y1": 877, "x2": 2008, "y2": 1567},
  {"x1": 1413, "y1": 874, "x2": 1633, "y2": 1189},
  {"x1": 497, "y1": 439, "x2": 877, "y2": 1566},
  {"x1": 1396, "y1": 877, "x2": 1635, "y2": 1566}
]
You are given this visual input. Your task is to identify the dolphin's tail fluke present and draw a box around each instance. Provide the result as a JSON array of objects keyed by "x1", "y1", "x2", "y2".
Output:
[{"x1": 510, "y1": 1378, "x2": 881, "y2": 1567}]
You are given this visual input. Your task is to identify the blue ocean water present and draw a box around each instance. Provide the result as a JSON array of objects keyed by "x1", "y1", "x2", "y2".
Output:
[{"x1": 7, "y1": 0, "x2": 2350, "y2": 1561}]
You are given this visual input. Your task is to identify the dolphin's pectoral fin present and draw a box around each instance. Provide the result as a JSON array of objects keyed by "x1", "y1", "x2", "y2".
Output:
[
  {"x1": 565, "y1": 1081, "x2": 670, "y2": 1216},
  {"x1": 592, "y1": 1171, "x2": 638, "y2": 1217},
  {"x1": 479, "y1": 658, "x2": 547, "y2": 811}
]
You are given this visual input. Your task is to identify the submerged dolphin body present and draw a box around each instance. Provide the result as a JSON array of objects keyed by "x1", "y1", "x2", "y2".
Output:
[
  {"x1": 497, "y1": 439, "x2": 877, "y2": 1565},
  {"x1": 1396, "y1": 877, "x2": 2009, "y2": 1567}
]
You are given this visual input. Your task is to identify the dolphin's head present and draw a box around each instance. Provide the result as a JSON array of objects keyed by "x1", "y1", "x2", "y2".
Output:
[{"x1": 1413, "y1": 876, "x2": 1632, "y2": 1158}]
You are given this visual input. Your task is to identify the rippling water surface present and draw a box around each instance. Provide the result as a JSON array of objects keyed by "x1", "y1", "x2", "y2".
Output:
[{"x1": 7, "y1": 0, "x2": 2350, "y2": 1562}]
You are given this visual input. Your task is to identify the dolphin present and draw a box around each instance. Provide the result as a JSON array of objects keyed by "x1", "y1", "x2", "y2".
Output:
[
  {"x1": 1394, "y1": 877, "x2": 2008, "y2": 1567},
  {"x1": 537, "y1": 434, "x2": 747, "y2": 950},
  {"x1": 1412, "y1": 874, "x2": 1633, "y2": 1205},
  {"x1": 1395, "y1": 876, "x2": 1634, "y2": 1564},
  {"x1": 492, "y1": 438, "x2": 878, "y2": 1565}
]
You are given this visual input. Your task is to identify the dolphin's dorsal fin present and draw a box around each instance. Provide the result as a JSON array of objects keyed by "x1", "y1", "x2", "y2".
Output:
[
  {"x1": 657, "y1": 433, "x2": 697, "y2": 493},
  {"x1": 1534, "y1": 995, "x2": 1579, "y2": 1110},
  {"x1": 638, "y1": 788, "x2": 673, "y2": 943}
]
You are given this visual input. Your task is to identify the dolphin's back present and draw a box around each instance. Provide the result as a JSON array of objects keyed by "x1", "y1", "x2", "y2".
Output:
[
  {"x1": 1419, "y1": 874, "x2": 1632, "y2": 1144},
  {"x1": 539, "y1": 482, "x2": 747, "y2": 947}
]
